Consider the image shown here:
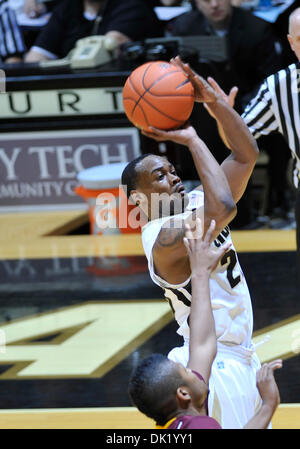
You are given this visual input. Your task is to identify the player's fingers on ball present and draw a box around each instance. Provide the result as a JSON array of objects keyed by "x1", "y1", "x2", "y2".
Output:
[
  {"x1": 172, "y1": 55, "x2": 185, "y2": 70},
  {"x1": 141, "y1": 130, "x2": 157, "y2": 138},
  {"x1": 170, "y1": 57, "x2": 182, "y2": 72},
  {"x1": 148, "y1": 126, "x2": 165, "y2": 134},
  {"x1": 175, "y1": 57, "x2": 194, "y2": 77}
]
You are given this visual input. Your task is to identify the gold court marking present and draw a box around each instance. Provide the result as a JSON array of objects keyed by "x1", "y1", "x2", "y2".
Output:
[
  {"x1": 0, "y1": 301, "x2": 172, "y2": 379},
  {"x1": 253, "y1": 314, "x2": 300, "y2": 363},
  {"x1": 0, "y1": 229, "x2": 296, "y2": 260},
  {"x1": 0, "y1": 404, "x2": 297, "y2": 429}
]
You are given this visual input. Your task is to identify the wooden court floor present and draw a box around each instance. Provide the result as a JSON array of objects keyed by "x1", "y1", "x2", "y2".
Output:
[{"x1": 0, "y1": 210, "x2": 299, "y2": 429}]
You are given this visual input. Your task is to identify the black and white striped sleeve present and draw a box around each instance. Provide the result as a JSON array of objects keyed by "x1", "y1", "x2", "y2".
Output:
[
  {"x1": 0, "y1": 0, "x2": 26, "y2": 60},
  {"x1": 241, "y1": 80, "x2": 279, "y2": 140}
]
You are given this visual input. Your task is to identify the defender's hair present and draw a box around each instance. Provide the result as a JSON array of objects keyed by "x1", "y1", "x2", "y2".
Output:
[
  {"x1": 128, "y1": 353, "x2": 183, "y2": 426},
  {"x1": 121, "y1": 153, "x2": 153, "y2": 199}
]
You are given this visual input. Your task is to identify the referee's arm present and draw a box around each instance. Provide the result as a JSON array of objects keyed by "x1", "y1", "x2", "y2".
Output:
[
  {"x1": 241, "y1": 80, "x2": 279, "y2": 139},
  {"x1": 0, "y1": 0, "x2": 26, "y2": 63},
  {"x1": 210, "y1": 77, "x2": 279, "y2": 148}
]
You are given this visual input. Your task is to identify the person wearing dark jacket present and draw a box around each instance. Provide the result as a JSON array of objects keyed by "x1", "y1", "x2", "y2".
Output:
[
  {"x1": 163, "y1": 0, "x2": 284, "y2": 229},
  {"x1": 25, "y1": 0, "x2": 164, "y2": 62}
]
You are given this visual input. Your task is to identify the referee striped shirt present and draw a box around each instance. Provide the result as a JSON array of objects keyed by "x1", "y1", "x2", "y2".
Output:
[
  {"x1": 0, "y1": 0, "x2": 26, "y2": 60},
  {"x1": 242, "y1": 62, "x2": 300, "y2": 188}
]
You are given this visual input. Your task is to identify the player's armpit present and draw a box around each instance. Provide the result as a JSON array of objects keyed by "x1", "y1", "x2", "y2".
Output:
[
  {"x1": 155, "y1": 223, "x2": 186, "y2": 249},
  {"x1": 154, "y1": 215, "x2": 201, "y2": 250},
  {"x1": 153, "y1": 218, "x2": 191, "y2": 284}
]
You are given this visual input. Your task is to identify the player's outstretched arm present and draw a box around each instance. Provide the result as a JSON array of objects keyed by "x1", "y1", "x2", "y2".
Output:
[
  {"x1": 142, "y1": 124, "x2": 236, "y2": 244},
  {"x1": 171, "y1": 56, "x2": 259, "y2": 204},
  {"x1": 185, "y1": 219, "x2": 231, "y2": 383},
  {"x1": 244, "y1": 360, "x2": 282, "y2": 429},
  {"x1": 203, "y1": 77, "x2": 238, "y2": 150}
]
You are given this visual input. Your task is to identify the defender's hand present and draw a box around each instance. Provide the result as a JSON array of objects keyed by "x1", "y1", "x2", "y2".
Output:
[
  {"x1": 256, "y1": 359, "x2": 282, "y2": 409},
  {"x1": 184, "y1": 219, "x2": 232, "y2": 275}
]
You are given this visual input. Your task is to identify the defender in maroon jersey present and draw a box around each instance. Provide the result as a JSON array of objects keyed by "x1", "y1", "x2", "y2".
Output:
[{"x1": 129, "y1": 220, "x2": 282, "y2": 429}]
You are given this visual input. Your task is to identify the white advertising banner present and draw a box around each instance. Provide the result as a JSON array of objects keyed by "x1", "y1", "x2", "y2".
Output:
[{"x1": 0, "y1": 87, "x2": 124, "y2": 118}]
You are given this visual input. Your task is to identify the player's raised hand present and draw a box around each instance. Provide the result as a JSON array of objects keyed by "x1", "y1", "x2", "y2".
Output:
[
  {"x1": 170, "y1": 56, "x2": 220, "y2": 104},
  {"x1": 204, "y1": 77, "x2": 239, "y2": 118},
  {"x1": 256, "y1": 359, "x2": 282, "y2": 409},
  {"x1": 141, "y1": 123, "x2": 198, "y2": 146},
  {"x1": 243, "y1": 359, "x2": 282, "y2": 429},
  {"x1": 184, "y1": 218, "x2": 231, "y2": 275}
]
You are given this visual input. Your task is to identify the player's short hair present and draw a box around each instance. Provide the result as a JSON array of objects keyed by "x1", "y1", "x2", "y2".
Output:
[
  {"x1": 128, "y1": 353, "x2": 183, "y2": 426},
  {"x1": 121, "y1": 153, "x2": 153, "y2": 199}
]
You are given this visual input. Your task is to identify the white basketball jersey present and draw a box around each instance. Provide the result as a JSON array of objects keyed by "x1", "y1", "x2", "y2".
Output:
[{"x1": 142, "y1": 190, "x2": 253, "y2": 348}]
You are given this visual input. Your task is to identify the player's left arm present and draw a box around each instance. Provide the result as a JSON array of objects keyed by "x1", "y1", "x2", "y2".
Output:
[
  {"x1": 171, "y1": 57, "x2": 259, "y2": 204},
  {"x1": 208, "y1": 95, "x2": 259, "y2": 203},
  {"x1": 186, "y1": 219, "x2": 231, "y2": 383}
]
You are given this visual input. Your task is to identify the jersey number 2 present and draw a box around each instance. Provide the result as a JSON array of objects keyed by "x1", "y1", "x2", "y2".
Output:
[{"x1": 221, "y1": 249, "x2": 241, "y2": 288}]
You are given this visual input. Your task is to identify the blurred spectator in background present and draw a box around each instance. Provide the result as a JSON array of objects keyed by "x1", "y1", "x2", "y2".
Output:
[
  {"x1": 216, "y1": 6, "x2": 300, "y2": 277},
  {"x1": 22, "y1": 0, "x2": 60, "y2": 18},
  {"x1": 163, "y1": 0, "x2": 286, "y2": 228},
  {"x1": 25, "y1": 0, "x2": 163, "y2": 62},
  {"x1": 0, "y1": 0, "x2": 26, "y2": 63},
  {"x1": 157, "y1": 0, "x2": 187, "y2": 5},
  {"x1": 170, "y1": 0, "x2": 282, "y2": 113}
]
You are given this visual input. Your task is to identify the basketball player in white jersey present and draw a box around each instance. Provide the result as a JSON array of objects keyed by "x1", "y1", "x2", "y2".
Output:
[{"x1": 121, "y1": 57, "x2": 261, "y2": 428}]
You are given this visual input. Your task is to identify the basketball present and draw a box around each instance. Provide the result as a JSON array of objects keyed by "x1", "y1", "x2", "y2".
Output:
[{"x1": 122, "y1": 61, "x2": 194, "y2": 132}]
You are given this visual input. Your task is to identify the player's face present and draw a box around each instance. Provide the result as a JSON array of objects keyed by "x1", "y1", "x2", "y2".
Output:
[
  {"x1": 194, "y1": 0, "x2": 231, "y2": 26},
  {"x1": 177, "y1": 364, "x2": 208, "y2": 410},
  {"x1": 135, "y1": 155, "x2": 189, "y2": 219}
]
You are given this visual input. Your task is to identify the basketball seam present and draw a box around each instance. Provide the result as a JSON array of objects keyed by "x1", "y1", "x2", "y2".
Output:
[
  {"x1": 142, "y1": 67, "x2": 192, "y2": 98},
  {"x1": 127, "y1": 66, "x2": 191, "y2": 123},
  {"x1": 124, "y1": 62, "x2": 193, "y2": 127},
  {"x1": 133, "y1": 102, "x2": 151, "y2": 129},
  {"x1": 133, "y1": 93, "x2": 187, "y2": 124},
  {"x1": 130, "y1": 63, "x2": 192, "y2": 108}
]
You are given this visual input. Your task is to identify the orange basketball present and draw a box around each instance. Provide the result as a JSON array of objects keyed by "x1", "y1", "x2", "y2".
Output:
[{"x1": 123, "y1": 61, "x2": 194, "y2": 132}]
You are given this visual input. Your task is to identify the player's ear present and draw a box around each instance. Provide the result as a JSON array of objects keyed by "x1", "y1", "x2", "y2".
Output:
[
  {"x1": 130, "y1": 190, "x2": 146, "y2": 207},
  {"x1": 176, "y1": 386, "x2": 191, "y2": 409}
]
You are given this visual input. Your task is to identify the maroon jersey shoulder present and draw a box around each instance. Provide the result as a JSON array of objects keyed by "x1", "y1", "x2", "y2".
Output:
[
  {"x1": 168, "y1": 415, "x2": 222, "y2": 429},
  {"x1": 166, "y1": 370, "x2": 221, "y2": 429}
]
